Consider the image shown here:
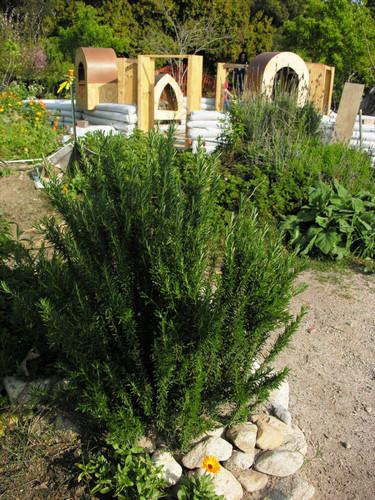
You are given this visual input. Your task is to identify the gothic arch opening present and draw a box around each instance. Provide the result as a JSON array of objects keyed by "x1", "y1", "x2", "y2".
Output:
[{"x1": 154, "y1": 73, "x2": 184, "y2": 121}]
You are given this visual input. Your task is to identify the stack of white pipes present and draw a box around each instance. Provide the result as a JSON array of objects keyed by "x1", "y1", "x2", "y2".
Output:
[
  {"x1": 156, "y1": 97, "x2": 217, "y2": 135},
  {"x1": 187, "y1": 110, "x2": 229, "y2": 154},
  {"x1": 23, "y1": 100, "x2": 137, "y2": 135},
  {"x1": 321, "y1": 112, "x2": 375, "y2": 160},
  {"x1": 82, "y1": 103, "x2": 137, "y2": 134}
]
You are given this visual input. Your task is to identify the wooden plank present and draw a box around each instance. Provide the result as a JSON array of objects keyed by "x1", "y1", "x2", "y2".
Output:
[
  {"x1": 323, "y1": 66, "x2": 335, "y2": 115},
  {"x1": 306, "y1": 62, "x2": 326, "y2": 113},
  {"x1": 118, "y1": 58, "x2": 138, "y2": 104},
  {"x1": 215, "y1": 63, "x2": 226, "y2": 111},
  {"x1": 186, "y1": 55, "x2": 203, "y2": 148},
  {"x1": 137, "y1": 55, "x2": 155, "y2": 132},
  {"x1": 331, "y1": 82, "x2": 364, "y2": 144}
]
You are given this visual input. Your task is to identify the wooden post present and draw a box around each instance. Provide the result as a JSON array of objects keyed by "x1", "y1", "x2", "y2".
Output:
[
  {"x1": 331, "y1": 82, "x2": 364, "y2": 144},
  {"x1": 323, "y1": 66, "x2": 335, "y2": 115},
  {"x1": 186, "y1": 55, "x2": 203, "y2": 148},
  {"x1": 118, "y1": 58, "x2": 137, "y2": 105},
  {"x1": 137, "y1": 55, "x2": 155, "y2": 132},
  {"x1": 215, "y1": 63, "x2": 226, "y2": 111}
]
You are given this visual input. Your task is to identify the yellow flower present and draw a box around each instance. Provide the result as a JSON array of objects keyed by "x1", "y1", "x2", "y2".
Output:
[
  {"x1": 8, "y1": 103, "x2": 12, "y2": 107},
  {"x1": 35, "y1": 117, "x2": 39, "y2": 121},
  {"x1": 36, "y1": 111, "x2": 42, "y2": 116},
  {"x1": 17, "y1": 101, "x2": 22, "y2": 105},
  {"x1": 202, "y1": 456, "x2": 221, "y2": 474},
  {"x1": 0, "y1": 108, "x2": 3, "y2": 112},
  {"x1": 56, "y1": 116, "x2": 60, "y2": 120}
]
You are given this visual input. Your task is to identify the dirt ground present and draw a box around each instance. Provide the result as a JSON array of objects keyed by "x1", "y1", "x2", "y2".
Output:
[{"x1": 1, "y1": 169, "x2": 375, "y2": 499}]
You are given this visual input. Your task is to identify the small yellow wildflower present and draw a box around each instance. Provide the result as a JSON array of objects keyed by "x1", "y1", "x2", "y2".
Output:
[
  {"x1": 35, "y1": 117, "x2": 39, "y2": 121},
  {"x1": 202, "y1": 456, "x2": 221, "y2": 474},
  {"x1": 56, "y1": 116, "x2": 60, "y2": 120},
  {"x1": 17, "y1": 101, "x2": 22, "y2": 105},
  {"x1": 36, "y1": 111, "x2": 42, "y2": 116}
]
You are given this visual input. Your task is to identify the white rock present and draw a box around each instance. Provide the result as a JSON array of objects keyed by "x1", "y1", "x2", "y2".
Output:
[
  {"x1": 226, "y1": 422, "x2": 257, "y2": 453},
  {"x1": 135, "y1": 435, "x2": 156, "y2": 454},
  {"x1": 152, "y1": 450, "x2": 182, "y2": 485},
  {"x1": 55, "y1": 414, "x2": 80, "y2": 434},
  {"x1": 236, "y1": 469, "x2": 268, "y2": 493},
  {"x1": 3, "y1": 377, "x2": 52, "y2": 404},
  {"x1": 273, "y1": 405, "x2": 292, "y2": 426},
  {"x1": 262, "y1": 476, "x2": 315, "y2": 499},
  {"x1": 3, "y1": 376, "x2": 28, "y2": 403},
  {"x1": 268, "y1": 381, "x2": 289, "y2": 409},
  {"x1": 251, "y1": 414, "x2": 288, "y2": 450},
  {"x1": 223, "y1": 450, "x2": 255, "y2": 472},
  {"x1": 193, "y1": 426, "x2": 226, "y2": 444},
  {"x1": 196, "y1": 466, "x2": 243, "y2": 500},
  {"x1": 182, "y1": 437, "x2": 233, "y2": 469},
  {"x1": 280, "y1": 424, "x2": 308, "y2": 456},
  {"x1": 254, "y1": 449, "x2": 303, "y2": 477}
]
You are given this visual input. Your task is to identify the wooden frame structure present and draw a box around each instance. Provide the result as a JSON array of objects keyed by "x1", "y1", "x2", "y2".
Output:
[
  {"x1": 215, "y1": 53, "x2": 335, "y2": 116},
  {"x1": 75, "y1": 48, "x2": 203, "y2": 133}
]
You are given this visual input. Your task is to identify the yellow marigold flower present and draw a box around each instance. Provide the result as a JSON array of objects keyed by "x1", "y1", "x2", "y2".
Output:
[
  {"x1": 35, "y1": 117, "x2": 39, "y2": 121},
  {"x1": 36, "y1": 111, "x2": 42, "y2": 116},
  {"x1": 202, "y1": 456, "x2": 221, "y2": 474},
  {"x1": 0, "y1": 108, "x2": 3, "y2": 112},
  {"x1": 29, "y1": 102, "x2": 34, "y2": 106},
  {"x1": 17, "y1": 101, "x2": 22, "y2": 105},
  {"x1": 56, "y1": 116, "x2": 60, "y2": 120},
  {"x1": 8, "y1": 103, "x2": 12, "y2": 107}
]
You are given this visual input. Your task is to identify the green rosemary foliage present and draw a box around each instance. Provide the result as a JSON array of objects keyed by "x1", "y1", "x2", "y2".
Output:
[{"x1": 12, "y1": 129, "x2": 304, "y2": 449}]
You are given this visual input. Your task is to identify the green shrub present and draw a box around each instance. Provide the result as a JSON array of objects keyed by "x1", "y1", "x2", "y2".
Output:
[
  {"x1": 0, "y1": 217, "x2": 48, "y2": 381},
  {"x1": 281, "y1": 180, "x2": 375, "y2": 260},
  {"x1": 217, "y1": 95, "x2": 374, "y2": 218},
  {"x1": 77, "y1": 442, "x2": 168, "y2": 499},
  {"x1": 8, "y1": 130, "x2": 305, "y2": 449}
]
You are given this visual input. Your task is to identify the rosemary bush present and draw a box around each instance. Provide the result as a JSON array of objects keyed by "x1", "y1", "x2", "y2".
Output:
[{"x1": 12, "y1": 130, "x2": 304, "y2": 449}]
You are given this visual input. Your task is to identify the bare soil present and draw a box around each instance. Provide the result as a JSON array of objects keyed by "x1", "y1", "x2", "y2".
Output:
[{"x1": 1, "y1": 169, "x2": 375, "y2": 499}]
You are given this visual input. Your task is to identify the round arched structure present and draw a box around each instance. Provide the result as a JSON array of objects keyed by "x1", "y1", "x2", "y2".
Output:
[
  {"x1": 75, "y1": 47, "x2": 118, "y2": 110},
  {"x1": 154, "y1": 73, "x2": 184, "y2": 121},
  {"x1": 247, "y1": 52, "x2": 309, "y2": 105}
]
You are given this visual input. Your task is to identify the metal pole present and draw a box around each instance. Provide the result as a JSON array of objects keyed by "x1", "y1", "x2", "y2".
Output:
[{"x1": 359, "y1": 109, "x2": 363, "y2": 148}]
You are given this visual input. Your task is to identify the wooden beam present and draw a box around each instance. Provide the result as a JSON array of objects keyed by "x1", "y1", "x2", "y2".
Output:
[
  {"x1": 331, "y1": 82, "x2": 364, "y2": 144},
  {"x1": 223, "y1": 63, "x2": 247, "y2": 69},
  {"x1": 186, "y1": 55, "x2": 203, "y2": 148},
  {"x1": 323, "y1": 66, "x2": 335, "y2": 115},
  {"x1": 215, "y1": 63, "x2": 226, "y2": 111},
  {"x1": 137, "y1": 55, "x2": 155, "y2": 132},
  {"x1": 117, "y1": 58, "x2": 137, "y2": 105},
  {"x1": 144, "y1": 54, "x2": 189, "y2": 58}
]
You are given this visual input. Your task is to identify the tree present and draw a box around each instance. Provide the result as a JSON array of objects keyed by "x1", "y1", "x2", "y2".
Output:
[
  {"x1": 57, "y1": 2, "x2": 130, "y2": 61},
  {"x1": 282, "y1": 0, "x2": 375, "y2": 94}
]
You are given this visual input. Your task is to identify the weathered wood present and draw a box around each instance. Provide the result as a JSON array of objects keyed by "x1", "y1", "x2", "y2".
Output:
[
  {"x1": 331, "y1": 82, "x2": 364, "y2": 144},
  {"x1": 137, "y1": 55, "x2": 155, "y2": 132},
  {"x1": 306, "y1": 62, "x2": 335, "y2": 115},
  {"x1": 186, "y1": 55, "x2": 203, "y2": 147},
  {"x1": 215, "y1": 63, "x2": 226, "y2": 111}
]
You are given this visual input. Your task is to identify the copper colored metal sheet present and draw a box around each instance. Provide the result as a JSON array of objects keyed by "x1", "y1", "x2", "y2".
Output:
[
  {"x1": 247, "y1": 52, "x2": 279, "y2": 91},
  {"x1": 80, "y1": 47, "x2": 118, "y2": 84}
]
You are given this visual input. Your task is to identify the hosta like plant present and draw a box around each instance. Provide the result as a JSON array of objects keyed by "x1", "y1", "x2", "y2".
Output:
[
  {"x1": 12, "y1": 129, "x2": 305, "y2": 449},
  {"x1": 281, "y1": 179, "x2": 375, "y2": 260}
]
